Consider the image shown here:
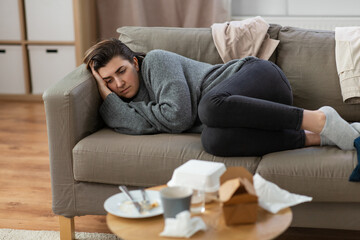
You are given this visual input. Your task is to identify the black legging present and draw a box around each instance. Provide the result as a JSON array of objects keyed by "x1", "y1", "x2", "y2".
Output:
[{"x1": 198, "y1": 58, "x2": 305, "y2": 157}]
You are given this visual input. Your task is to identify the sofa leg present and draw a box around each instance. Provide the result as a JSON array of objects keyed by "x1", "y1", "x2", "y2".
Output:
[{"x1": 59, "y1": 216, "x2": 75, "y2": 240}]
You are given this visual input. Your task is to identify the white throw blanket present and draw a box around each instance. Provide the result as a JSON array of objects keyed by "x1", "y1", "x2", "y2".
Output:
[
  {"x1": 335, "y1": 27, "x2": 360, "y2": 104},
  {"x1": 211, "y1": 16, "x2": 280, "y2": 63}
]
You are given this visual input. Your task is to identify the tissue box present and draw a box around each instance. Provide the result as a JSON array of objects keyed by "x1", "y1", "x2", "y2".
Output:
[{"x1": 219, "y1": 167, "x2": 258, "y2": 225}]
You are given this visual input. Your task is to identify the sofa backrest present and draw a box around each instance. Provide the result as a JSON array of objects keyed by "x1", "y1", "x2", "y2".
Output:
[
  {"x1": 117, "y1": 25, "x2": 281, "y2": 64},
  {"x1": 117, "y1": 25, "x2": 359, "y2": 122},
  {"x1": 117, "y1": 26, "x2": 222, "y2": 64},
  {"x1": 276, "y1": 27, "x2": 359, "y2": 122}
]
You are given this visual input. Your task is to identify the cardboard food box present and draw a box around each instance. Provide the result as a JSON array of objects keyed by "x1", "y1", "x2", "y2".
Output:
[{"x1": 219, "y1": 167, "x2": 258, "y2": 225}]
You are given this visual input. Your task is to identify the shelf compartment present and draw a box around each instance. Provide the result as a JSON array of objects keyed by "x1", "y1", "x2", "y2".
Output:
[
  {"x1": 0, "y1": 45, "x2": 26, "y2": 94},
  {"x1": 28, "y1": 45, "x2": 76, "y2": 94},
  {"x1": 0, "y1": 0, "x2": 22, "y2": 41},
  {"x1": 24, "y1": 0, "x2": 75, "y2": 41}
]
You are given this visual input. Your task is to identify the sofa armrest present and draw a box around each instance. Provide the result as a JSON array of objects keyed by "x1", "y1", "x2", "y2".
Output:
[{"x1": 43, "y1": 64, "x2": 103, "y2": 217}]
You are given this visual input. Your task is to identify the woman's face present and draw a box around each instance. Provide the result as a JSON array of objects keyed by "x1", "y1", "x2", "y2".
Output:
[{"x1": 98, "y1": 56, "x2": 140, "y2": 99}]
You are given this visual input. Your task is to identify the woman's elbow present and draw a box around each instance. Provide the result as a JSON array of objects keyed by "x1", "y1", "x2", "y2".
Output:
[
  {"x1": 159, "y1": 105, "x2": 193, "y2": 132},
  {"x1": 168, "y1": 115, "x2": 193, "y2": 133}
]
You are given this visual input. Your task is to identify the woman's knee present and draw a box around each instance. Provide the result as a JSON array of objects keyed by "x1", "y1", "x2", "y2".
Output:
[
  {"x1": 201, "y1": 126, "x2": 248, "y2": 157},
  {"x1": 201, "y1": 127, "x2": 227, "y2": 156},
  {"x1": 201, "y1": 126, "x2": 272, "y2": 157}
]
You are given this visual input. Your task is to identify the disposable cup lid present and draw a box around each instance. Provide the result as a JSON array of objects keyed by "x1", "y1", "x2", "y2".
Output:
[{"x1": 167, "y1": 160, "x2": 226, "y2": 192}]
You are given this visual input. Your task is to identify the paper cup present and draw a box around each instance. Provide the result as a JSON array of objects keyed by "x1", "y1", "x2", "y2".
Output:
[{"x1": 160, "y1": 186, "x2": 193, "y2": 219}]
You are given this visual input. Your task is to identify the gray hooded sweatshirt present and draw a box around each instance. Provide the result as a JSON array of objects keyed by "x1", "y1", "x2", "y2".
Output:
[{"x1": 99, "y1": 49, "x2": 254, "y2": 135}]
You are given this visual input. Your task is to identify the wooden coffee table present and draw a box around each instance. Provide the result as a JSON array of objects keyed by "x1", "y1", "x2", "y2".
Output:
[{"x1": 106, "y1": 185, "x2": 292, "y2": 240}]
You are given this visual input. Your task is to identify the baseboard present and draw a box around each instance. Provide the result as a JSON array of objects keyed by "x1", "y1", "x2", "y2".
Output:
[
  {"x1": 278, "y1": 227, "x2": 360, "y2": 240},
  {"x1": 0, "y1": 94, "x2": 43, "y2": 101}
]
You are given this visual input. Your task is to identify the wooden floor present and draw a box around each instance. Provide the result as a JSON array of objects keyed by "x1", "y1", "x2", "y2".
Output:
[
  {"x1": 1, "y1": 100, "x2": 359, "y2": 239},
  {"x1": 0, "y1": 101, "x2": 110, "y2": 233}
]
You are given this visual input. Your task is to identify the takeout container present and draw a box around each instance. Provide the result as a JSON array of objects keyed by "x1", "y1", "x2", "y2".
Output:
[
  {"x1": 167, "y1": 159, "x2": 226, "y2": 198},
  {"x1": 219, "y1": 167, "x2": 258, "y2": 225}
]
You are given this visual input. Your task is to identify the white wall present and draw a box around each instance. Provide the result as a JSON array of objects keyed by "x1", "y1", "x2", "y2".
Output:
[
  {"x1": 231, "y1": 0, "x2": 360, "y2": 30},
  {"x1": 231, "y1": 0, "x2": 360, "y2": 16}
]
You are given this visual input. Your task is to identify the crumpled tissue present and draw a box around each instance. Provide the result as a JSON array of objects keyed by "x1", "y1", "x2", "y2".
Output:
[
  {"x1": 253, "y1": 173, "x2": 313, "y2": 214},
  {"x1": 160, "y1": 211, "x2": 207, "y2": 238}
]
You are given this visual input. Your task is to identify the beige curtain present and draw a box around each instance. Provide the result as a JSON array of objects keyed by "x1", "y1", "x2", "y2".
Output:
[{"x1": 96, "y1": 0, "x2": 231, "y2": 39}]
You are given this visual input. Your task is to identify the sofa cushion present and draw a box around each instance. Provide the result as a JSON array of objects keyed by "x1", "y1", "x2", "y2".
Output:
[
  {"x1": 73, "y1": 128, "x2": 260, "y2": 186},
  {"x1": 117, "y1": 24, "x2": 282, "y2": 65},
  {"x1": 118, "y1": 26, "x2": 223, "y2": 65},
  {"x1": 256, "y1": 147, "x2": 359, "y2": 203},
  {"x1": 277, "y1": 27, "x2": 360, "y2": 122},
  {"x1": 267, "y1": 24, "x2": 282, "y2": 63}
]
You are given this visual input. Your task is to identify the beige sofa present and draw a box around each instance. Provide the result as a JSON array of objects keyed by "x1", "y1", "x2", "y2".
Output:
[{"x1": 43, "y1": 24, "x2": 360, "y2": 237}]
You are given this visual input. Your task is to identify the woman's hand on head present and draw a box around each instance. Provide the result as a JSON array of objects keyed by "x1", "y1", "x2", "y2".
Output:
[
  {"x1": 90, "y1": 64, "x2": 107, "y2": 88},
  {"x1": 90, "y1": 64, "x2": 112, "y2": 100}
]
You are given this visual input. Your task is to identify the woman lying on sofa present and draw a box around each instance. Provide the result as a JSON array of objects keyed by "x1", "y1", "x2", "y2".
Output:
[{"x1": 83, "y1": 38, "x2": 360, "y2": 157}]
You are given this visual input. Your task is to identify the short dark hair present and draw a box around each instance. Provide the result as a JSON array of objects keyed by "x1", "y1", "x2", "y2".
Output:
[{"x1": 83, "y1": 38, "x2": 145, "y2": 72}]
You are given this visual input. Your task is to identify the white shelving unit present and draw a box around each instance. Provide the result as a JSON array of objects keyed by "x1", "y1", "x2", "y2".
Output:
[{"x1": 0, "y1": 0, "x2": 97, "y2": 101}]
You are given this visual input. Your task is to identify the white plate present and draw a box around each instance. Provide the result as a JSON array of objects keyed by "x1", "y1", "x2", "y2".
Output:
[{"x1": 104, "y1": 190, "x2": 163, "y2": 218}]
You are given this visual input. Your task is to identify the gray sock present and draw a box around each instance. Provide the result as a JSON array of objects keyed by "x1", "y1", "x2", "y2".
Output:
[
  {"x1": 321, "y1": 122, "x2": 360, "y2": 147},
  {"x1": 319, "y1": 106, "x2": 359, "y2": 150},
  {"x1": 351, "y1": 122, "x2": 360, "y2": 133},
  {"x1": 320, "y1": 136, "x2": 335, "y2": 146},
  {"x1": 321, "y1": 123, "x2": 360, "y2": 147}
]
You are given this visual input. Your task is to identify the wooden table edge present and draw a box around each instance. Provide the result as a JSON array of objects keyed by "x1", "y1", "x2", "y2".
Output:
[{"x1": 106, "y1": 185, "x2": 293, "y2": 240}]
